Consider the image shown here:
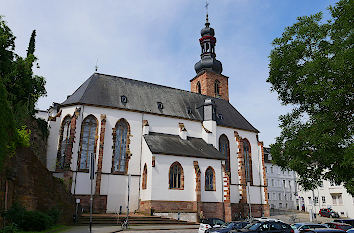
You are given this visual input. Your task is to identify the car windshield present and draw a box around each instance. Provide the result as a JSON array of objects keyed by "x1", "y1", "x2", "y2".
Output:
[
  {"x1": 338, "y1": 225, "x2": 352, "y2": 231},
  {"x1": 292, "y1": 224, "x2": 302, "y2": 229},
  {"x1": 245, "y1": 222, "x2": 262, "y2": 230},
  {"x1": 221, "y1": 222, "x2": 233, "y2": 228}
]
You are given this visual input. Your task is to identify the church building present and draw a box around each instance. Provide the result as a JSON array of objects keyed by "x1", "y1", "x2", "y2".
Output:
[{"x1": 46, "y1": 15, "x2": 269, "y2": 222}]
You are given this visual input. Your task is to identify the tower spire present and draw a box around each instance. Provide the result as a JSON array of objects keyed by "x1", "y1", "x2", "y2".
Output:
[{"x1": 194, "y1": 2, "x2": 223, "y2": 75}]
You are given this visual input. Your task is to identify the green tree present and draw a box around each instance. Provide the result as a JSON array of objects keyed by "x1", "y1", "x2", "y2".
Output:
[
  {"x1": 267, "y1": 0, "x2": 354, "y2": 194},
  {"x1": 0, "y1": 16, "x2": 46, "y2": 168}
]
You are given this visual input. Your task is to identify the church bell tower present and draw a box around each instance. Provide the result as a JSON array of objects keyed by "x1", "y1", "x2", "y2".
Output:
[{"x1": 190, "y1": 14, "x2": 229, "y2": 101}]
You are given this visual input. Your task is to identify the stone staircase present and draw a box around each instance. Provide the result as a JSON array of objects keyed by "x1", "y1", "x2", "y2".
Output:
[{"x1": 77, "y1": 214, "x2": 196, "y2": 226}]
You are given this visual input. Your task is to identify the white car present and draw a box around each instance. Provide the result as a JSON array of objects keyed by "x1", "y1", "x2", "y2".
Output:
[
  {"x1": 346, "y1": 228, "x2": 354, "y2": 233},
  {"x1": 291, "y1": 223, "x2": 328, "y2": 233},
  {"x1": 198, "y1": 218, "x2": 225, "y2": 233}
]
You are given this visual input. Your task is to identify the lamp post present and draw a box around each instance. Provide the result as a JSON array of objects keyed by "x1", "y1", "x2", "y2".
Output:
[{"x1": 89, "y1": 153, "x2": 95, "y2": 233}]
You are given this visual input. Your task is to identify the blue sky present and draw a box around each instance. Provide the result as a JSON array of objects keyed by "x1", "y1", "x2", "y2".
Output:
[{"x1": 1, "y1": 0, "x2": 338, "y2": 146}]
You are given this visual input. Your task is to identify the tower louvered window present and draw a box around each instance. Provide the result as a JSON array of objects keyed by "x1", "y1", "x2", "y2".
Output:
[
  {"x1": 112, "y1": 119, "x2": 129, "y2": 173},
  {"x1": 78, "y1": 115, "x2": 97, "y2": 170}
]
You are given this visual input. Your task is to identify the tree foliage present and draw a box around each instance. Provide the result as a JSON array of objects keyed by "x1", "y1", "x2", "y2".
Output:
[
  {"x1": 267, "y1": 0, "x2": 353, "y2": 194},
  {"x1": 0, "y1": 16, "x2": 46, "y2": 168}
]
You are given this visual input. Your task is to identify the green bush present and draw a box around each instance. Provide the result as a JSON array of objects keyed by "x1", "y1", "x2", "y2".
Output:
[
  {"x1": 1, "y1": 204, "x2": 55, "y2": 231},
  {"x1": 47, "y1": 207, "x2": 61, "y2": 224},
  {"x1": 21, "y1": 210, "x2": 53, "y2": 231},
  {"x1": 0, "y1": 223, "x2": 18, "y2": 233}
]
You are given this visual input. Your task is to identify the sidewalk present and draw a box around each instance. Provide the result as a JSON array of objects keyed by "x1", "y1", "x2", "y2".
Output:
[{"x1": 60, "y1": 224, "x2": 199, "y2": 233}]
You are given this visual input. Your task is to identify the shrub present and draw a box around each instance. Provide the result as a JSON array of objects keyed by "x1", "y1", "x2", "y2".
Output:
[
  {"x1": 0, "y1": 223, "x2": 18, "y2": 233},
  {"x1": 1, "y1": 204, "x2": 55, "y2": 231},
  {"x1": 21, "y1": 210, "x2": 53, "y2": 231},
  {"x1": 47, "y1": 207, "x2": 61, "y2": 224}
]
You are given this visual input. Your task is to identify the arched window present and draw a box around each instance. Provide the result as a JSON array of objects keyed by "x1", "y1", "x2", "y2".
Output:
[
  {"x1": 78, "y1": 115, "x2": 98, "y2": 170},
  {"x1": 169, "y1": 162, "x2": 184, "y2": 189},
  {"x1": 142, "y1": 163, "x2": 147, "y2": 189},
  {"x1": 219, "y1": 134, "x2": 230, "y2": 173},
  {"x1": 112, "y1": 119, "x2": 130, "y2": 174},
  {"x1": 243, "y1": 139, "x2": 253, "y2": 184},
  {"x1": 214, "y1": 80, "x2": 220, "y2": 96},
  {"x1": 205, "y1": 167, "x2": 216, "y2": 191},
  {"x1": 57, "y1": 115, "x2": 71, "y2": 169},
  {"x1": 197, "y1": 81, "x2": 201, "y2": 94}
]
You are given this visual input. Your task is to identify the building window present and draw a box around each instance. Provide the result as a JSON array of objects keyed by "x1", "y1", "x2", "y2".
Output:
[
  {"x1": 205, "y1": 166, "x2": 216, "y2": 191},
  {"x1": 322, "y1": 196, "x2": 326, "y2": 204},
  {"x1": 78, "y1": 115, "x2": 98, "y2": 171},
  {"x1": 314, "y1": 196, "x2": 319, "y2": 205},
  {"x1": 271, "y1": 166, "x2": 273, "y2": 173},
  {"x1": 279, "y1": 193, "x2": 281, "y2": 200},
  {"x1": 142, "y1": 163, "x2": 147, "y2": 190},
  {"x1": 112, "y1": 119, "x2": 130, "y2": 174},
  {"x1": 219, "y1": 134, "x2": 230, "y2": 173},
  {"x1": 289, "y1": 180, "x2": 291, "y2": 189},
  {"x1": 243, "y1": 139, "x2": 253, "y2": 184},
  {"x1": 332, "y1": 194, "x2": 343, "y2": 205},
  {"x1": 271, "y1": 179, "x2": 274, "y2": 187},
  {"x1": 283, "y1": 180, "x2": 286, "y2": 188},
  {"x1": 197, "y1": 81, "x2": 201, "y2": 94},
  {"x1": 214, "y1": 80, "x2": 220, "y2": 96},
  {"x1": 57, "y1": 115, "x2": 71, "y2": 169},
  {"x1": 169, "y1": 162, "x2": 184, "y2": 189}
]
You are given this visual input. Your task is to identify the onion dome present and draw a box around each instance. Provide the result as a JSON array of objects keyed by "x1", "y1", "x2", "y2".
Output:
[{"x1": 194, "y1": 14, "x2": 223, "y2": 75}]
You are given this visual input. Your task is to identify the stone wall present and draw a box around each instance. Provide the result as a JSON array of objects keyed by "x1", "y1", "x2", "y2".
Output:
[{"x1": 0, "y1": 147, "x2": 75, "y2": 225}]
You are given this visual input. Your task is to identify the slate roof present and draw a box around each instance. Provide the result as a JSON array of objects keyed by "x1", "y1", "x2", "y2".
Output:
[
  {"x1": 61, "y1": 73, "x2": 259, "y2": 132},
  {"x1": 144, "y1": 132, "x2": 225, "y2": 160}
]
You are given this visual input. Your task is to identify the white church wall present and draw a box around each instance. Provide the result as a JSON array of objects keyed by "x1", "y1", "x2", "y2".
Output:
[
  {"x1": 199, "y1": 159, "x2": 223, "y2": 203},
  {"x1": 140, "y1": 139, "x2": 153, "y2": 201},
  {"x1": 216, "y1": 126, "x2": 239, "y2": 186},
  {"x1": 73, "y1": 172, "x2": 92, "y2": 194},
  {"x1": 144, "y1": 114, "x2": 202, "y2": 138},
  {"x1": 90, "y1": 107, "x2": 143, "y2": 176},
  {"x1": 46, "y1": 105, "x2": 78, "y2": 171},
  {"x1": 104, "y1": 174, "x2": 140, "y2": 213},
  {"x1": 151, "y1": 154, "x2": 195, "y2": 202},
  {"x1": 151, "y1": 154, "x2": 223, "y2": 203},
  {"x1": 230, "y1": 184, "x2": 241, "y2": 203}
]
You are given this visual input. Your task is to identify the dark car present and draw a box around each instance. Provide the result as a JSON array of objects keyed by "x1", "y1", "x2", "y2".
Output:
[
  {"x1": 333, "y1": 220, "x2": 354, "y2": 227},
  {"x1": 206, "y1": 221, "x2": 248, "y2": 233},
  {"x1": 231, "y1": 220, "x2": 293, "y2": 233},
  {"x1": 301, "y1": 228, "x2": 345, "y2": 233},
  {"x1": 199, "y1": 218, "x2": 226, "y2": 233},
  {"x1": 325, "y1": 223, "x2": 352, "y2": 231},
  {"x1": 319, "y1": 209, "x2": 339, "y2": 218}
]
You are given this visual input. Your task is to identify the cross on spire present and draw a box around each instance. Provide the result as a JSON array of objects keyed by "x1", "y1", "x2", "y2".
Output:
[{"x1": 205, "y1": 0, "x2": 210, "y2": 26}]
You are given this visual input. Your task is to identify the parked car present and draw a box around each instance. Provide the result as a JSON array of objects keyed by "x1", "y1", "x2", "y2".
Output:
[
  {"x1": 346, "y1": 229, "x2": 354, "y2": 233},
  {"x1": 199, "y1": 218, "x2": 226, "y2": 233},
  {"x1": 325, "y1": 223, "x2": 352, "y2": 231},
  {"x1": 291, "y1": 223, "x2": 328, "y2": 233},
  {"x1": 206, "y1": 221, "x2": 248, "y2": 233},
  {"x1": 300, "y1": 228, "x2": 345, "y2": 233},
  {"x1": 319, "y1": 209, "x2": 339, "y2": 218},
  {"x1": 333, "y1": 220, "x2": 354, "y2": 227},
  {"x1": 231, "y1": 220, "x2": 293, "y2": 233}
]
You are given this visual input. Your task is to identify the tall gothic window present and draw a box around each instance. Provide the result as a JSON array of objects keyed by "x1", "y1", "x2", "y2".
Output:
[
  {"x1": 219, "y1": 134, "x2": 230, "y2": 172},
  {"x1": 243, "y1": 139, "x2": 253, "y2": 184},
  {"x1": 214, "y1": 80, "x2": 220, "y2": 96},
  {"x1": 78, "y1": 115, "x2": 98, "y2": 170},
  {"x1": 205, "y1": 167, "x2": 215, "y2": 191},
  {"x1": 142, "y1": 163, "x2": 147, "y2": 190},
  {"x1": 197, "y1": 81, "x2": 201, "y2": 94},
  {"x1": 57, "y1": 115, "x2": 71, "y2": 169},
  {"x1": 169, "y1": 162, "x2": 184, "y2": 189},
  {"x1": 112, "y1": 119, "x2": 130, "y2": 173}
]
